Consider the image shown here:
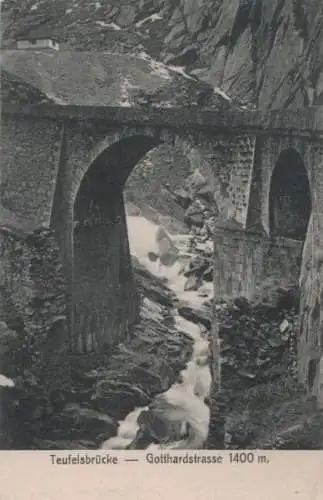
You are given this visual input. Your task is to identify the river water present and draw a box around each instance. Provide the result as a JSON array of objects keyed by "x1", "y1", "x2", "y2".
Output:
[{"x1": 101, "y1": 215, "x2": 213, "y2": 450}]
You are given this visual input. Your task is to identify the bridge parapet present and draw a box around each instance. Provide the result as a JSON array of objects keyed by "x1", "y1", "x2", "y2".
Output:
[{"x1": 2, "y1": 103, "x2": 323, "y2": 137}]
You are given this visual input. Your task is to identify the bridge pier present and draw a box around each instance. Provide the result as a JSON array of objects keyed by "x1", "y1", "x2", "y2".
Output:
[
  {"x1": 72, "y1": 187, "x2": 138, "y2": 353},
  {"x1": 213, "y1": 221, "x2": 304, "y2": 300}
]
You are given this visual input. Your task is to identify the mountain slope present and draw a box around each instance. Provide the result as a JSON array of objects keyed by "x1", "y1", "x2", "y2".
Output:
[
  {"x1": 2, "y1": 0, "x2": 323, "y2": 108},
  {"x1": 1, "y1": 49, "x2": 233, "y2": 108}
]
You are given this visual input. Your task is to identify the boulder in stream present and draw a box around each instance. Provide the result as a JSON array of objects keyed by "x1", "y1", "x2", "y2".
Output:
[
  {"x1": 184, "y1": 275, "x2": 202, "y2": 291},
  {"x1": 58, "y1": 403, "x2": 119, "y2": 441},
  {"x1": 128, "y1": 358, "x2": 175, "y2": 396},
  {"x1": 128, "y1": 408, "x2": 188, "y2": 449},
  {"x1": 91, "y1": 380, "x2": 151, "y2": 419},
  {"x1": 202, "y1": 266, "x2": 213, "y2": 282},
  {"x1": 178, "y1": 305, "x2": 211, "y2": 329},
  {"x1": 184, "y1": 202, "x2": 205, "y2": 228},
  {"x1": 185, "y1": 255, "x2": 210, "y2": 278},
  {"x1": 173, "y1": 187, "x2": 192, "y2": 209},
  {"x1": 155, "y1": 226, "x2": 179, "y2": 267},
  {"x1": 147, "y1": 251, "x2": 159, "y2": 262},
  {"x1": 185, "y1": 169, "x2": 208, "y2": 195}
]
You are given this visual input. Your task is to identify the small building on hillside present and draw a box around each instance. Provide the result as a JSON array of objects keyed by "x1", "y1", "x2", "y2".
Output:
[{"x1": 16, "y1": 29, "x2": 60, "y2": 51}]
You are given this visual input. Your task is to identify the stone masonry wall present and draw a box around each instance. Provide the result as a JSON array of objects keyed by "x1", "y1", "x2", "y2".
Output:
[
  {"x1": 0, "y1": 115, "x2": 63, "y2": 231},
  {"x1": 225, "y1": 135, "x2": 256, "y2": 227},
  {"x1": 213, "y1": 225, "x2": 264, "y2": 300},
  {"x1": 213, "y1": 225, "x2": 303, "y2": 300}
]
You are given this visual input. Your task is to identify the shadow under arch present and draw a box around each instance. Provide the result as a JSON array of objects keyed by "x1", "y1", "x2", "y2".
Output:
[
  {"x1": 269, "y1": 147, "x2": 312, "y2": 241},
  {"x1": 72, "y1": 134, "x2": 162, "y2": 353}
]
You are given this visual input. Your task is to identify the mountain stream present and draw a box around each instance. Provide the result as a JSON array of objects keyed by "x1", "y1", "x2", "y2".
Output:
[{"x1": 101, "y1": 216, "x2": 213, "y2": 450}]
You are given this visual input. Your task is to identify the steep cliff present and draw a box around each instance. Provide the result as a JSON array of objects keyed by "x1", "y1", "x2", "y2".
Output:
[{"x1": 298, "y1": 214, "x2": 323, "y2": 404}]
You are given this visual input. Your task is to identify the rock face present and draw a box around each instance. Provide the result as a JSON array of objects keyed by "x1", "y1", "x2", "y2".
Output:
[
  {"x1": 298, "y1": 214, "x2": 323, "y2": 406},
  {"x1": 0, "y1": 227, "x2": 71, "y2": 448},
  {"x1": 205, "y1": 292, "x2": 322, "y2": 449},
  {"x1": 0, "y1": 228, "x2": 70, "y2": 384}
]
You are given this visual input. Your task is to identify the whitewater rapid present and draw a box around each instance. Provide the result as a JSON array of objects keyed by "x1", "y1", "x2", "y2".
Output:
[{"x1": 101, "y1": 215, "x2": 212, "y2": 450}]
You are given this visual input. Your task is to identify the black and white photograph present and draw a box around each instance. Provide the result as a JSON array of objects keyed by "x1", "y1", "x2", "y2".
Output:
[{"x1": 0, "y1": 0, "x2": 323, "y2": 455}]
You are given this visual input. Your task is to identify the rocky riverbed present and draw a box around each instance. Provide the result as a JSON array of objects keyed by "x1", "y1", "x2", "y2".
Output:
[{"x1": 100, "y1": 215, "x2": 214, "y2": 450}]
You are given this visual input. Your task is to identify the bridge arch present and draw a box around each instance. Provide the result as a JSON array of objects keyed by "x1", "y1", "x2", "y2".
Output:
[
  {"x1": 269, "y1": 147, "x2": 312, "y2": 240},
  {"x1": 72, "y1": 134, "x2": 163, "y2": 352},
  {"x1": 71, "y1": 131, "x2": 162, "y2": 208}
]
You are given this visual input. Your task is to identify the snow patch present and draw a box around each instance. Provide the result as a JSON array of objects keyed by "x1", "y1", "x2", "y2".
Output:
[
  {"x1": 149, "y1": 60, "x2": 172, "y2": 81},
  {"x1": 136, "y1": 13, "x2": 163, "y2": 28},
  {"x1": 0, "y1": 374, "x2": 15, "y2": 388},
  {"x1": 96, "y1": 21, "x2": 122, "y2": 30},
  {"x1": 137, "y1": 51, "x2": 172, "y2": 81},
  {"x1": 213, "y1": 86, "x2": 232, "y2": 101},
  {"x1": 137, "y1": 51, "x2": 194, "y2": 81},
  {"x1": 167, "y1": 64, "x2": 195, "y2": 81},
  {"x1": 30, "y1": 3, "x2": 39, "y2": 11}
]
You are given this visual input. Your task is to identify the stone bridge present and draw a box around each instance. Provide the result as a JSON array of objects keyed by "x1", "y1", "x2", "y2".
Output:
[{"x1": 1, "y1": 103, "x2": 323, "y2": 395}]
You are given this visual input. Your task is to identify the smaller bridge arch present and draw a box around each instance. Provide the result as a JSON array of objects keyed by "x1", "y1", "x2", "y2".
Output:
[{"x1": 269, "y1": 147, "x2": 312, "y2": 240}]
